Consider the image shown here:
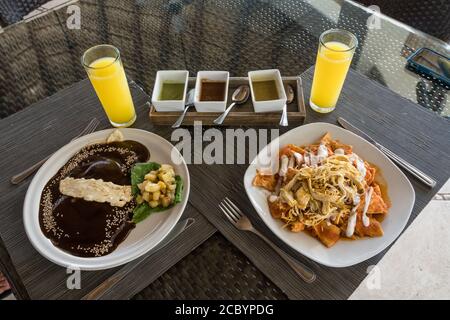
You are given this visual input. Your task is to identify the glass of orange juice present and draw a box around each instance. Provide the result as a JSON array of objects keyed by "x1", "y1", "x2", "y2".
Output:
[
  {"x1": 82, "y1": 45, "x2": 136, "y2": 127},
  {"x1": 309, "y1": 29, "x2": 358, "y2": 113}
]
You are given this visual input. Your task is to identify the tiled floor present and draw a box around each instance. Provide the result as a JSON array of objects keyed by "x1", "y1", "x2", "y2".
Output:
[{"x1": 351, "y1": 179, "x2": 450, "y2": 299}]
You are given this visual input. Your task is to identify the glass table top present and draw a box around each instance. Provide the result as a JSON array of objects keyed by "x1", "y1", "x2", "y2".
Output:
[{"x1": 0, "y1": 0, "x2": 449, "y2": 119}]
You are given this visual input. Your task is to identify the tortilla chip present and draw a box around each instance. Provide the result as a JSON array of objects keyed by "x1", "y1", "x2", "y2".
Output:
[
  {"x1": 268, "y1": 199, "x2": 290, "y2": 219},
  {"x1": 331, "y1": 140, "x2": 353, "y2": 154},
  {"x1": 364, "y1": 162, "x2": 376, "y2": 185},
  {"x1": 253, "y1": 170, "x2": 277, "y2": 192},
  {"x1": 372, "y1": 183, "x2": 382, "y2": 197},
  {"x1": 290, "y1": 221, "x2": 305, "y2": 232},
  {"x1": 312, "y1": 221, "x2": 341, "y2": 247},
  {"x1": 355, "y1": 213, "x2": 383, "y2": 237},
  {"x1": 367, "y1": 191, "x2": 388, "y2": 215},
  {"x1": 279, "y1": 144, "x2": 306, "y2": 158},
  {"x1": 320, "y1": 132, "x2": 332, "y2": 145},
  {"x1": 286, "y1": 167, "x2": 299, "y2": 181}
]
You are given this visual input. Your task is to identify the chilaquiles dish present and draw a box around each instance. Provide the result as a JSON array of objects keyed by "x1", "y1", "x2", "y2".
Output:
[{"x1": 253, "y1": 133, "x2": 390, "y2": 248}]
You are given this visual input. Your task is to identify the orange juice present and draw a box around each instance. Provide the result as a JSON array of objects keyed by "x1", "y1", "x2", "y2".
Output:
[
  {"x1": 87, "y1": 57, "x2": 136, "y2": 126},
  {"x1": 310, "y1": 41, "x2": 353, "y2": 112}
]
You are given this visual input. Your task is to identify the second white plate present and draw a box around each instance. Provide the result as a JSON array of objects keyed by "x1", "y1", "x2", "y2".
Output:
[{"x1": 244, "y1": 122, "x2": 415, "y2": 267}]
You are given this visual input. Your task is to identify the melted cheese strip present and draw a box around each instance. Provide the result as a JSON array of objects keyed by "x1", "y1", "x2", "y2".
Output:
[{"x1": 59, "y1": 177, "x2": 132, "y2": 207}]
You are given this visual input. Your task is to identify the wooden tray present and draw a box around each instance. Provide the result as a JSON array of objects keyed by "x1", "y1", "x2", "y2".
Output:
[{"x1": 148, "y1": 76, "x2": 306, "y2": 126}]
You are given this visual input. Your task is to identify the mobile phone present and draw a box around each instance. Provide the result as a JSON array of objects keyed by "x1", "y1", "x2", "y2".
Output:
[{"x1": 406, "y1": 48, "x2": 450, "y2": 86}]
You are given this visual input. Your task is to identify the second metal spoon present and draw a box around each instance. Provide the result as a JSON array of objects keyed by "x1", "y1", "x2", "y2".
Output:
[
  {"x1": 172, "y1": 88, "x2": 195, "y2": 128},
  {"x1": 213, "y1": 85, "x2": 250, "y2": 125},
  {"x1": 279, "y1": 84, "x2": 294, "y2": 127}
]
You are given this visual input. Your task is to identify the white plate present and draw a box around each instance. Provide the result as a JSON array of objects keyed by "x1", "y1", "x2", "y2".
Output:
[
  {"x1": 23, "y1": 128, "x2": 190, "y2": 271},
  {"x1": 244, "y1": 122, "x2": 415, "y2": 268}
]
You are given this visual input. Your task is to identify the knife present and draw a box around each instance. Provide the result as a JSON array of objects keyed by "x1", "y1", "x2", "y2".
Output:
[
  {"x1": 82, "y1": 217, "x2": 195, "y2": 300},
  {"x1": 337, "y1": 117, "x2": 436, "y2": 188}
]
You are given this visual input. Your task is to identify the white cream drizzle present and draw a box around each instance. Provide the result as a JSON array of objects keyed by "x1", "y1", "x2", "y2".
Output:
[
  {"x1": 317, "y1": 143, "x2": 329, "y2": 158},
  {"x1": 303, "y1": 153, "x2": 311, "y2": 167},
  {"x1": 349, "y1": 153, "x2": 366, "y2": 181},
  {"x1": 361, "y1": 187, "x2": 373, "y2": 227},
  {"x1": 293, "y1": 152, "x2": 303, "y2": 165},
  {"x1": 288, "y1": 156, "x2": 295, "y2": 169},
  {"x1": 346, "y1": 206, "x2": 358, "y2": 237},
  {"x1": 353, "y1": 194, "x2": 361, "y2": 205},
  {"x1": 279, "y1": 155, "x2": 289, "y2": 177}
]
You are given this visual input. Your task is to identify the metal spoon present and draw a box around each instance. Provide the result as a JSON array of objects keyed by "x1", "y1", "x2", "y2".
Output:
[
  {"x1": 213, "y1": 85, "x2": 250, "y2": 125},
  {"x1": 279, "y1": 84, "x2": 294, "y2": 127},
  {"x1": 172, "y1": 89, "x2": 195, "y2": 128}
]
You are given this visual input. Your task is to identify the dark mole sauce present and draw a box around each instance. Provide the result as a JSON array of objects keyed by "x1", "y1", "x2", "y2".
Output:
[{"x1": 39, "y1": 140, "x2": 150, "y2": 257}]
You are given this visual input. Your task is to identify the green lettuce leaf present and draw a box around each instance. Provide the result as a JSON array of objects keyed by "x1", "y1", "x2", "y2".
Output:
[{"x1": 130, "y1": 162, "x2": 161, "y2": 196}]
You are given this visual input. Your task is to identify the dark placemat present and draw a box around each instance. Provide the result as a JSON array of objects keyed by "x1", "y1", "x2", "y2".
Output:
[
  {"x1": 134, "y1": 233, "x2": 287, "y2": 300},
  {"x1": 0, "y1": 80, "x2": 216, "y2": 299},
  {"x1": 185, "y1": 67, "x2": 450, "y2": 299}
]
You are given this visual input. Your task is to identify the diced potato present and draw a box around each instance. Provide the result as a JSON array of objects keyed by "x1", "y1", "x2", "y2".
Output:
[
  {"x1": 145, "y1": 182, "x2": 160, "y2": 192},
  {"x1": 144, "y1": 172, "x2": 157, "y2": 182},
  {"x1": 157, "y1": 181, "x2": 166, "y2": 190},
  {"x1": 149, "y1": 200, "x2": 159, "y2": 208},
  {"x1": 161, "y1": 173, "x2": 175, "y2": 184},
  {"x1": 160, "y1": 164, "x2": 173, "y2": 171},
  {"x1": 161, "y1": 196, "x2": 171, "y2": 208},
  {"x1": 137, "y1": 165, "x2": 178, "y2": 208}
]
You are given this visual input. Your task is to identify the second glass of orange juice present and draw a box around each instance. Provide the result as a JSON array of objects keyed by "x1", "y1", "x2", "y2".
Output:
[
  {"x1": 82, "y1": 45, "x2": 136, "y2": 127},
  {"x1": 310, "y1": 29, "x2": 358, "y2": 113}
]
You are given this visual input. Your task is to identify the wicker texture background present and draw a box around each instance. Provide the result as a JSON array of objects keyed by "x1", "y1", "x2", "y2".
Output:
[
  {"x1": 0, "y1": 0, "x2": 49, "y2": 26},
  {"x1": 133, "y1": 234, "x2": 287, "y2": 300},
  {"x1": 0, "y1": 0, "x2": 448, "y2": 119}
]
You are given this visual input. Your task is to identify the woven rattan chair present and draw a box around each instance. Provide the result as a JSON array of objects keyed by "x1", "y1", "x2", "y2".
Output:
[
  {"x1": 356, "y1": 0, "x2": 450, "y2": 42},
  {"x1": 0, "y1": 0, "x2": 49, "y2": 27}
]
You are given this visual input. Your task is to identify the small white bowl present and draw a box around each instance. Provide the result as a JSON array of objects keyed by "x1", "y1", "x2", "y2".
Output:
[
  {"x1": 194, "y1": 71, "x2": 229, "y2": 113},
  {"x1": 151, "y1": 70, "x2": 189, "y2": 112},
  {"x1": 248, "y1": 69, "x2": 287, "y2": 113}
]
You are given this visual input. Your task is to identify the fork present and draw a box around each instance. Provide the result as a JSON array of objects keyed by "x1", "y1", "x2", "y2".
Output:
[
  {"x1": 10, "y1": 118, "x2": 100, "y2": 185},
  {"x1": 219, "y1": 197, "x2": 316, "y2": 283}
]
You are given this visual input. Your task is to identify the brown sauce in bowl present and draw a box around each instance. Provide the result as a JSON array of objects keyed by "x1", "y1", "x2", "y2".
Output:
[
  {"x1": 39, "y1": 140, "x2": 150, "y2": 257},
  {"x1": 199, "y1": 80, "x2": 227, "y2": 101}
]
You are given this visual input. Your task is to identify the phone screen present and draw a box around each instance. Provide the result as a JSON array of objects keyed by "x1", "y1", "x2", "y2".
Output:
[{"x1": 410, "y1": 49, "x2": 450, "y2": 79}]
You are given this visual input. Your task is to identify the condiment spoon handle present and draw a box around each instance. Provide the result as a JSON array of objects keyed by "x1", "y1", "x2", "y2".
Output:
[
  {"x1": 172, "y1": 104, "x2": 193, "y2": 128},
  {"x1": 213, "y1": 102, "x2": 236, "y2": 125}
]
